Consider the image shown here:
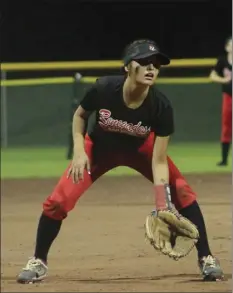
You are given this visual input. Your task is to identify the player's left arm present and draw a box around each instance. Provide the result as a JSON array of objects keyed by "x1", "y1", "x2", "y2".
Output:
[
  {"x1": 145, "y1": 103, "x2": 199, "y2": 259},
  {"x1": 152, "y1": 102, "x2": 174, "y2": 210},
  {"x1": 152, "y1": 135, "x2": 170, "y2": 184}
]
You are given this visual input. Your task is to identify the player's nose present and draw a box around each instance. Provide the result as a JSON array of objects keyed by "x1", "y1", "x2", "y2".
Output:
[{"x1": 147, "y1": 63, "x2": 155, "y2": 70}]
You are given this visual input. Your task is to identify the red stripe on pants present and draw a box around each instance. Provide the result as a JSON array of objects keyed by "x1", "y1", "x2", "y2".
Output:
[
  {"x1": 221, "y1": 93, "x2": 232, "y2": 143},
  {"x1": 43, "y1": 133, "x2": 196, "y2": 220}
]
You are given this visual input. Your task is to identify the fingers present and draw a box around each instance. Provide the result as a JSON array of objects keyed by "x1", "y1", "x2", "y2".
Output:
[
  {"x1": 86, "y1": 159, "x2": 91, "y2": 175},
  {"x1": 78, "y1": 165, "x2": 84, "y2": 182},
  {"x1": 77, "y1": 161, "x2": 92, "y2": 182},
  {"x1": 67, "y1": 156, "x2": 91, "y2": 184},
  {"x1": 67, "y1": 165, "x2": 91, "y2": 184},
  {"x1": 67, "y1": 165, "x2": 80, "y2": 184},
  {"x1": 67, "y1": 166, "x2": 79, "y2": 183},
  {"x1": 67, "y1": 167, "x2": 72, "y2": 178},
  {"x1": 72, "y1": 167, "x2": 79, "y2": 184}
]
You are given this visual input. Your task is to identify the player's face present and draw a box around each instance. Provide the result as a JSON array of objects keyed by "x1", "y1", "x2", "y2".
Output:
[
  {"x1": 127, "y1": 58, "x2": 160, "y2": 86},
  {"x1": 225, "y1": 38, "x2": 232, "y2": 53}
]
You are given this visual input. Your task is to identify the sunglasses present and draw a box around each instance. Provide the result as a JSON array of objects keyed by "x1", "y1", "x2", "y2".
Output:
[{"x1": 134, "y1": 58, "x2": 161, "y2": 69}]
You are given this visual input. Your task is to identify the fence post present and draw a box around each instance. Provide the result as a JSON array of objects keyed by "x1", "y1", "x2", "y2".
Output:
[{"x1": 1, "y1": 70, "x2": 8, "y2": 148}]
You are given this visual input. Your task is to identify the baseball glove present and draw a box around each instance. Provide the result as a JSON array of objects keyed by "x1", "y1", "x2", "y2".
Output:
[
  {"x1": 145, "y1": 209, "x2": 199, "y2": 260},
  {"x1": 145, "y1": 184, "x2": 199, "y2": 260}
]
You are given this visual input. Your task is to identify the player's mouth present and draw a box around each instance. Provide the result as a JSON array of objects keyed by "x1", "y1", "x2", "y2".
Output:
[{"x1": 144, "y1": 72, "x2": 154, "y2": 80}]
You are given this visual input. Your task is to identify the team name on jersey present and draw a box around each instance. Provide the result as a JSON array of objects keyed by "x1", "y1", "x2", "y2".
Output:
[{"x1": 98, "y1": 109, "x2": 151, "y2": 137}]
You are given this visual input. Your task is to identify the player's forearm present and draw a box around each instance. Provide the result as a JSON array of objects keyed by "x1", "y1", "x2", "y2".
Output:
[
  {"x1": 209, "y1": 71, "x2": 226, "y2": 84},
  {"x1": 152, "y1": 157, "x2": 169, "y2": 186},
  {"x1": 152, "y1": 154, "x2": 170, "y2": 209},
  {"x1": 72, "y1": 111, "x2": 87, "y2": 152}
]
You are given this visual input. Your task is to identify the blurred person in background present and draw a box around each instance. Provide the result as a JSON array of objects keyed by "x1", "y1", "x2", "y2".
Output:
[{"x1": 209, "y1": 36, "x2": 232, "y2": 166}]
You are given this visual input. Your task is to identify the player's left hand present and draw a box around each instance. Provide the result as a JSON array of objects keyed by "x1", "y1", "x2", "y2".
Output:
[{"x1": 144, "y1": 209, "x2": 199, "y2": 260}]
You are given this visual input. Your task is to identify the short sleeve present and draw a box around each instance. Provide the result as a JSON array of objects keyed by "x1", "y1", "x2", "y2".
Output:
[
  {"x1": 213, "y1": 57, "x2": 224, "y2": 76},
  {"x1": 80, "y1": 81, "x2": 100, "y2": 112},
  {"x1": 152, "y1": 103, "x2": 175, "y2": 137}
]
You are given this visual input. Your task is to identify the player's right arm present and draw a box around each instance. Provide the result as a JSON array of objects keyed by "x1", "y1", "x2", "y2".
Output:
[
  {"x1": 209, "y1": 57, "x2": 231, "y2": 84},
  {"x1": 68, "y1": 82, "x2": 100, "y2": 183},
  {"x1": 72, "y1": 105, "x2": 91, "y2": 154}
]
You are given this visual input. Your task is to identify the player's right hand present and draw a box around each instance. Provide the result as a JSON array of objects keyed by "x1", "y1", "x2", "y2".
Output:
[
  {"x1": 67, "y1": 151, "x2": 91, "y2": 183},
  {"x1": 222, "y1": 76, "x2": 232, "y2": 83}
]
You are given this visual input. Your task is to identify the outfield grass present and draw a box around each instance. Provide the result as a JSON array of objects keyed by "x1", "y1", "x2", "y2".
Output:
[{"x1": 1, "y1": 143, "x2": 231, "y2": 179}]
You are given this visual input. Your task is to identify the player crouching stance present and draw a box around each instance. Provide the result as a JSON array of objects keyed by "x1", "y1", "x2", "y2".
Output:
[{"x1": 17, "y1": 39, "x2": 224, "y2": 284}]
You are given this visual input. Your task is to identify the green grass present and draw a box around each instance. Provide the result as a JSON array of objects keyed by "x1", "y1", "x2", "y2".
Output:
[{"x1": 1, "y1": 143, "x2": 231, "y2": 179}]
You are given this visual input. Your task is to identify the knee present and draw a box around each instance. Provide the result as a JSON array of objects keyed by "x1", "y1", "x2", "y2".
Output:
[{"x1": 43, "y1": 200, "x2": 68, "y2": 220}]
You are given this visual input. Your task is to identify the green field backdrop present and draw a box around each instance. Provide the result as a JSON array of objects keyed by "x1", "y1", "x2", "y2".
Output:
[
  {"x1": 1, "y1": 78, "x2": 232, "y2": 179},
  {"x1": 2, "y1": 82, "x2": 224, "y2": 146},
  {"x1": 1, "y1": 143, "x2": 231, "y2": 179}
]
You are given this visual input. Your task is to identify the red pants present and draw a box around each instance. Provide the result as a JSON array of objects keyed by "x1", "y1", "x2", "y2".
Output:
[
  {"x1": 43, "y1": 134, "x2": 196, "y2": 220},
  {"x1": 221, "y1": 93, "x2": 232, "y2": 143}
]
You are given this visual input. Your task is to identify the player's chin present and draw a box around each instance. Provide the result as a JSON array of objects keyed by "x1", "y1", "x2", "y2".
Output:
[{"x1": 138, "y1": 78, "x2": 155, "y2": 86}]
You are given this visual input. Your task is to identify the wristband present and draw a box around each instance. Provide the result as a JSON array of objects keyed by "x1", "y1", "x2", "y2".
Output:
[{"x1": 154, "y1": 184, "x2": 172, "y2": 210}]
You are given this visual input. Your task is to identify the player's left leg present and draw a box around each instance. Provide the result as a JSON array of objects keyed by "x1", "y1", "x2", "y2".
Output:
[
  {"x1": 125, "y1": 134, "x2": 224, "y2": 281},
  {"x1": 163, "y1": 158, "x2": 224, "y2": 281}
]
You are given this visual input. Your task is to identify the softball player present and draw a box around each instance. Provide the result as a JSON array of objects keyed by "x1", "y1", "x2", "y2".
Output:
[
  {"x1": 17, "y1": 39, "x2": 224, "y2": 284},
  {"x1": 210, "y1": 36, "x2": 232, "y2": 166}
]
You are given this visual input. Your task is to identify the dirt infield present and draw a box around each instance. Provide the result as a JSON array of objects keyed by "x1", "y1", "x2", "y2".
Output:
[{"x1": 1, "y1": 173, "x2": 232, "y2": 292}]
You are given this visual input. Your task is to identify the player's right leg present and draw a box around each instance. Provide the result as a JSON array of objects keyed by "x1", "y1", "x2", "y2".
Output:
[{"x1": 17, "y1": 136, "x2": 116, "y2": 284}]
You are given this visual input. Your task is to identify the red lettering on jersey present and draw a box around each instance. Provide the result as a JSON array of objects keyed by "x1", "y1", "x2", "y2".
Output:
[{"x1": 98, "y1": 109, "x2": 151, "y2": 137}]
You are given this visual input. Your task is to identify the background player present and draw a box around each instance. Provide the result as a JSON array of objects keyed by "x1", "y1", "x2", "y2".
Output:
[
  {"x1": 17, "y1": 39, "x2": 224, "y2": 284},
  {"x1": 209, "y1": 36, "x2": 232, "y2": 166}
]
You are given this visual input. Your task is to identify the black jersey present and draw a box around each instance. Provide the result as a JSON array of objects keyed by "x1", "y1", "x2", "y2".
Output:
[
  {"x1": 80, "y1": 76, "x2": 174, "y2": 149},
  {"x1": 213, "y1": 55, "x2": 232, "y2": 96}
]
